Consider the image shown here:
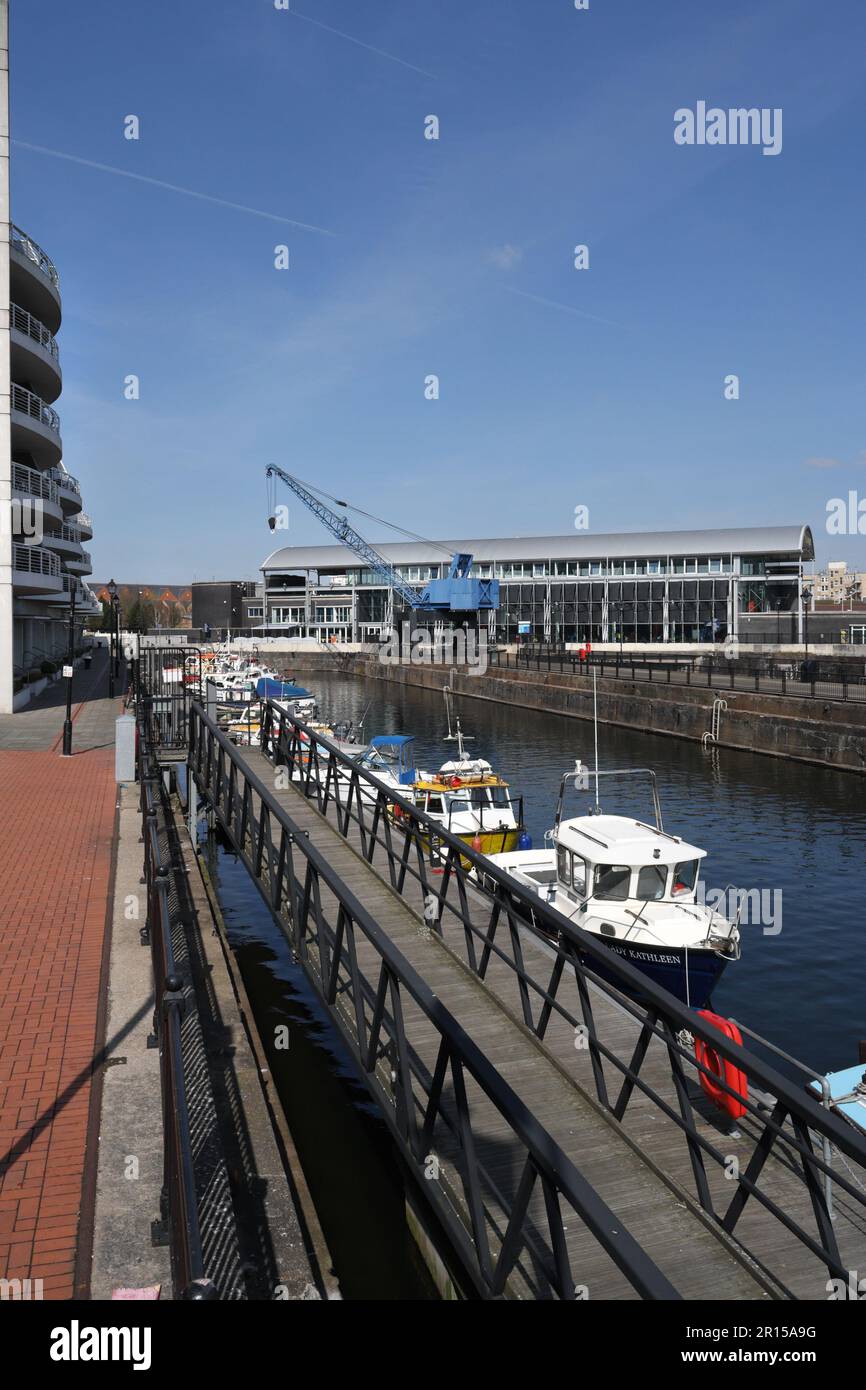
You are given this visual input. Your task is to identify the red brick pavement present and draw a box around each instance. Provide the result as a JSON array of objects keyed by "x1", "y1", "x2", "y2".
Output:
[{"x1": 0, "y1": 742, "x2": 117, "y2": 1298}]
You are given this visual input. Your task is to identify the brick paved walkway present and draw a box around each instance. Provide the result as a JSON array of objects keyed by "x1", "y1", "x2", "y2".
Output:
[{"x1": 0, "y1": 650, "x2": 122, "y2": 1298}]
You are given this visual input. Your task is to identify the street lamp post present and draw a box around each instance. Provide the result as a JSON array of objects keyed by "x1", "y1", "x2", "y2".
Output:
[
  {"x1": 802, "y1": 587, "x2": 812, "y2": 660},
  {"x1": 107, "y1": 578, "x2": 118, "y2": 698},
  {"x1": 61, "y1": 582, "x2": 77, "y2": 757},
  {"x1": 113, "y1": 597, "x2": 120, "y2": 680}
]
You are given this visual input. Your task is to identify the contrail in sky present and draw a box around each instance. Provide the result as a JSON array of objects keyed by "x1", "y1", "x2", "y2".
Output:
[
  {"x1": 501, "y1": 284, "x2": 622, "y2": 329},
  {"x1": 12, "y1": 140, "x2": 336, "y2": 235},
  {"x1": 289, "y1": 10, "x2": 437, "y2": 79}
]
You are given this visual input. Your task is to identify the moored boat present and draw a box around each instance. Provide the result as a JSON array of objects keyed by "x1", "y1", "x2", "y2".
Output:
[{"x1": 482, "y1": 764, "x2": 740, "y2": 1010}]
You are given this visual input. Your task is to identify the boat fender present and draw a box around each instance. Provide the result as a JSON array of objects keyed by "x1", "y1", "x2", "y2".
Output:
[
  {"x1": 518, "y1": 831, "x2": 533, "y2": 851},
  {"x1": 471, "y1": 834, "x2": 482, "y2": 852},
  {"x1": 694, "y1": 1011, "x2": 748, "y2": 1120}
]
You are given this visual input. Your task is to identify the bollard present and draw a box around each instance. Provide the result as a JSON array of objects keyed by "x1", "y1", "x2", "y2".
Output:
[{"x1": 115, "y1": 713, "x2": 136, "y2": 782}]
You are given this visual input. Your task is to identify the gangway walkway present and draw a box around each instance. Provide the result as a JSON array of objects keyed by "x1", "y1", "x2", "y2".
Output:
[
  {"x1": 178, "y1": 701, "x2": 866, "y2": 1301},
  {"x1": 241, "y1": 746, "x2": 780, "y2": 1299}
]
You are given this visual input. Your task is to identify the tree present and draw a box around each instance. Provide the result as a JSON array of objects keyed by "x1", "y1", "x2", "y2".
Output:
[{"x1": 125, "y1": 599, "x2": 155, "y2": 633}]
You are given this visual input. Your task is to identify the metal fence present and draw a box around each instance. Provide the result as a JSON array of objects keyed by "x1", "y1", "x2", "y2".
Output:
[
  {"x1": 243, "y1": 698, "x2": 866, "y2": 1300},
  {"x1": 139, "y1": 731, "x2": 217, "y2": 1299},
  {"x1": 492, "y1": 648, "x2": 866, "y2": 704},
  {"x1": 138, "y1": 647, "x2": 202, "y2": 751}
]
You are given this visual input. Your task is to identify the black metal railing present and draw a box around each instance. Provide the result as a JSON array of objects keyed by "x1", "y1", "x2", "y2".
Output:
[
  {"x1": 188, "y1": 702, "x2": 680, "y2": 1300},
  {"x1": 489, "y1": 648, "x2": 866, "y2": 704},
  {"x1": 138, "y1": 647, "x2": 202, "y2": 750},
  {"x1": 251, "y1": 699, "x2": 866, "y2": 1300},
  {"x1": 139, "y1": 728, "x2": 217, "y2": 1299}
]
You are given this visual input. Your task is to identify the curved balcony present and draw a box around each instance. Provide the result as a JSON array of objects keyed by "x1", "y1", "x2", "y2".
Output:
[
  {"x1": 11, "y1": 462, "x2": 64, "y2": 533},
  {"x1": 10, "y1": 225, "x2": 61, "y2": 334},
  {"x1": 44, "y1": 524, "x2": 83, "y2": 560},
  {"x1": 10, "y1": 302, "x2": 62, "y2": 404},
  {"x1": 12, "y1": 543, "x2": 63, "y2": 596},
  {"x1": 47, "y1": 466, "x2": 82, "y2": 516},
  {"x1": 11, "y1": 383, "x2": 62, "y2": 468},
  {"x1": 65, "y1": 548, "x2": 93, "y2": 576},
  {"x1": 77, "y1": 512, "x2": 93, "y2": 540}
]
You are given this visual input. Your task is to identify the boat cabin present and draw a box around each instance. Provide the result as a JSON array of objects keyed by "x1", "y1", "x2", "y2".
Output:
[
  {"x1": 360, "y1": 734, "x2": 417, "y2": 785},
  {"x1": 555, "y1": 816, "x2": 707, "y2": 907}
]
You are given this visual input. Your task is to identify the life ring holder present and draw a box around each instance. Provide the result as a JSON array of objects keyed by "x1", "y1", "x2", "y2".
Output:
[{"x1": 694, "y1": 1010, "x2": 748, "y2": 1121}]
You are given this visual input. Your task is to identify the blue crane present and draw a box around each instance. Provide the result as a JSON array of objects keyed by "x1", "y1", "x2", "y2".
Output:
[{"x1": 265, "y1": 466, "x2": 499, "y2": 613}]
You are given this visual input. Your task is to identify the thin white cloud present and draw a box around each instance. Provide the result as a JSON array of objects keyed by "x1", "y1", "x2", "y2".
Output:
[
  {"x1": 500, "y1": 283, "x2": 622, "y2": 329},
  {"x1": 289, "y1": 10, "x2": 437, "y2": 80},
  {"x1": 12, "y1": 140, "x2": 336, "y2": 235},
  {"x1": 487, "y1": 243, "x2": 523, "y2": 271}
]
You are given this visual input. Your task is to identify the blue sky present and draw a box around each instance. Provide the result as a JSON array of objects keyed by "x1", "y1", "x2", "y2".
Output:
[{"x1": 10, "y1": 0, "x2": 866, "y2": 579}]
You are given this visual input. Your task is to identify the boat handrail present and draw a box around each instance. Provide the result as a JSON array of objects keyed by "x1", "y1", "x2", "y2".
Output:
[{"x1": 554, "y1": 766, "x2": 665, "y2": 836}]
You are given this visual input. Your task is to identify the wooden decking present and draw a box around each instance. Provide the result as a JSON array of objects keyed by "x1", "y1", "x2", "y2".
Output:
[{"x1": 232, "y1": 746, "x2": 866, "y2": 1300}]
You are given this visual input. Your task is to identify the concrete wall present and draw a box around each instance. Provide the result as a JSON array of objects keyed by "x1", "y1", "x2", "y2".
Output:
[{"x1": 289, "y1": 653, "x2": 866, "y2": 775}]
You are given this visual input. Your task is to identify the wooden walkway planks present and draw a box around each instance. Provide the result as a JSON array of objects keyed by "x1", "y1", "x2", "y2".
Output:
[{"x1": 232, "y1": 745, "x2": 784, "y2": 1301}]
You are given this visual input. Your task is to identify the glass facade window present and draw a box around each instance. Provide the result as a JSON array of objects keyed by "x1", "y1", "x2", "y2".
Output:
[{"x1": 314, "y1": 605, "x2": 351, "y2": 623}]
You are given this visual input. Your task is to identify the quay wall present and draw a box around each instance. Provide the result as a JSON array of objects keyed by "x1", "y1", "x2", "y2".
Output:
[{"x1": 286, "y1": 654, "x2": 866, "y2": 775}]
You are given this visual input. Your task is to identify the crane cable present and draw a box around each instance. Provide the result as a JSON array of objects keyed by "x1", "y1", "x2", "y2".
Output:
[{"x1": 267, "y1": 468, "x2": 455, "y2": 558}]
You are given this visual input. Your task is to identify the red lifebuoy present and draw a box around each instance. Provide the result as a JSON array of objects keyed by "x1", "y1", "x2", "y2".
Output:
[{"x1": 694, "y1": 1011, "x2": 748, "y2": 1120}]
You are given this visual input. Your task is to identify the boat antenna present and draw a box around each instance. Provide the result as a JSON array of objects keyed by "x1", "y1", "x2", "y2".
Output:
[
  {"x1": 593, "y1": 666, "x2": 600, "y2": 812},
  {"x1": 443, "y1": 685, "x2": 456, "y2": 740}
]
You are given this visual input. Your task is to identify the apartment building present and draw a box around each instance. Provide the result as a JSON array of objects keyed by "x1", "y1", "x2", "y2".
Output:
[{"x1": 0, "y1": 4, "x2": 100, "y2": 710}]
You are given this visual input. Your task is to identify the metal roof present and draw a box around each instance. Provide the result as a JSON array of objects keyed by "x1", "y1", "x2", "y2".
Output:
[{"x1": 262, "y1": 525, "x2": 814, "y2": 572}]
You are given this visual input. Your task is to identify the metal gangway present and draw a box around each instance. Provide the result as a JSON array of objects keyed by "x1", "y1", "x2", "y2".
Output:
[{"x1": 175, "y1": 697, "x2": 866, "y2": 1301}]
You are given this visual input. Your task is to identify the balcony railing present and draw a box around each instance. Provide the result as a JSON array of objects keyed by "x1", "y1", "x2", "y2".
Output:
[
  {"x1": 10, "y1": 302, "x2": 60, "y2": 359},
  {"x1": 48, "y1": 467, "x2": 80, "y2": 494},
  {"x1": 11, "y1": 462, "x2": 60, "y2": 505},
  {"x1": 77, "y1": 512, "x2": 93, "y2": 531},
  {"x1": 11, "y1": 384, "x2": 61, "y2": 433},
  {"x1": 59, "y1": 523, "x2": 83, "y2": 543},
  {"x1": 12, "y1": 543, "x2": 61, "y2": 578},
  {"x1": 10, "y1": 225, "x2": 60, "y2": 289}
]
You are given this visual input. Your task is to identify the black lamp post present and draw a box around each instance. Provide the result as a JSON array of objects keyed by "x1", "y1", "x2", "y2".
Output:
[
  {"x1": 107, "y1": 578, "x2": 118, "y2": 698},
  {"x1": 61, "y1": 581, "x2": 77, "y2": 757},
  {"x1": 802, "y1": 587, "x2": 812, "y2": 659},
  {"x1": 775, "y1": 598, "x2": 782, "y2": 646}
]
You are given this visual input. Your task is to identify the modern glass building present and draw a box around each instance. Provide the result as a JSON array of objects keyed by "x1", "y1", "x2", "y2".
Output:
[{"x1": 261, "y1": 525, "x2": 815, "y2": 646}]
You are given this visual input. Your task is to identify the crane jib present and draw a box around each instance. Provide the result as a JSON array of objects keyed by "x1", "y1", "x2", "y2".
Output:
[{"x1": 266, "y1": 465, "x2": 500, "y2": 613}]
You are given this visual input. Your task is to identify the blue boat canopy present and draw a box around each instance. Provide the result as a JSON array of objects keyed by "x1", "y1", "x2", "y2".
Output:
[
  {"x1": 370, "y1": 734, "x2": 415, "y2": 747},
  {"x1": 256, "y1": 678, "x2": 312, "y2": 700}
]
